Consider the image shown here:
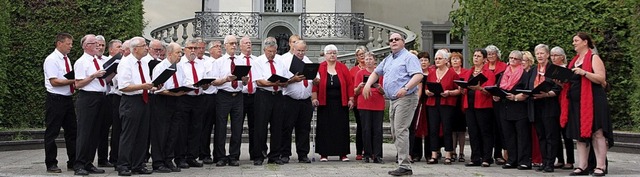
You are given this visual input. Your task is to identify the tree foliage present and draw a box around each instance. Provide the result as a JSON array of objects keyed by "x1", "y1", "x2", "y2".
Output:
[
  {"x1": 450, "y1": 0, "x2": 640, "y2": 131},
  {"x1": 0, "y1": 0, "x2": 145, "y2": 128}
]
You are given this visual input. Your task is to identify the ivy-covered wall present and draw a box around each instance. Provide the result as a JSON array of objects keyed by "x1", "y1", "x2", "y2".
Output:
[
  {"x1": 0, "y1": 0, "x2": 145, "y2": 128},
  {"x1": 450, "y1": 0, "x2": 640, "y2": 131}
]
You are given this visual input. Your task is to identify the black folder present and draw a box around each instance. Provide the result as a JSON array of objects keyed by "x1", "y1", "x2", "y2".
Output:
[
  {"x1": 545, "y1": 64, "x2": 575, "y2": 82},
  {"x1": 516, "y1": 80, "x2": 554, "y2": 95},
  {"x1": 289, "y1": 55, "x2": 305, "y2": 74},
  {"x1": 425, "y1": 82, "x2": 444, "y2": 95},
  {"x1": 302, "y1": 63, "x2": 320, "y2": 79},
  {"x1": 100, "y1": 60, "x2": 119, "y2": 79},
  {"x1": 151, "y1": 68, "x2": 176, "y2": 86},
  {"x1": 484, "y1": 86, "x2": 509, "y2": 98},
  {"x1": 267, "y1": 74, "x2": 289, "y2": 83},
  {"x1": 454, "y1": 73, "x2": 488, "y2": 88},
  {"x1": 148, "y1": 60, "x2": 161, "y2": 72},
  {"x1": 194, "y1": 78, "x2": 215, "y2": 87},
  {"x1": 102, "y1": 53, "x2": 122, "y2": 68},
  {"x1": 232, "y1": 65, "x2": 251, "y2": 80},
  {"x1": 64, "y1": 71, "x2": 74, "y2": 80},
  {"x1": 363, "y1": 75, "x2": 379, "y2": 84},
  {"x1": 168, "y1": 86, "x2": 196, "y2": 93}
]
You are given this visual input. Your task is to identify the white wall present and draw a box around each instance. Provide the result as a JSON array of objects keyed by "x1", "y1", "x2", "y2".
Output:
[
  {"x1": 306, "y1": 0, "x2": 336, "y2": 12},
  {"x1": 142, "y1": 0, "x2": 201, "y2": 39},
  {"x1": 218, "y1": 0, "x2": 253, "y2": 12}
]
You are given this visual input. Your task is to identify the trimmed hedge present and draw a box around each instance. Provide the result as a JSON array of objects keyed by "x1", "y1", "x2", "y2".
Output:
[
  {"x1": 450, "y1": 0, "x2": 640, "y2": 131},
  {"x1": 0, "y1": 0, "x2": 145, "y2": 128}
]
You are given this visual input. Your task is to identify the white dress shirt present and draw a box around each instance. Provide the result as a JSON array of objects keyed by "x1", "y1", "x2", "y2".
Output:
[
  {"x1": 238, "y1": 53, "x2": 258, "y2": 94},
  {"x1": 252, "y1": 54, "x2": 292, "y2": 92},
  {"x1": 106, "y1": 54, "x2": 121, "y2": 95},
  {"x1": 43, "y1": 49, "x2": 74, "y2": 96},
  {"x1": 212, "y1": 53, "x2": 246, "y2": 92},
  {"x1": 74, "y1": 52, "x2": 107, "y2": 92},
  {"x1": 178, "y1": 56, "x2": 207, "y2": 95},
  {"x1": 152, "y1": 59, "x2": 182, "y2": 93},
  {"x1": 199, "y1": 55, "x2": 219, "y2": 94},
  {"x1": 282, "y1": 55, "x2": 313, "y2": 100},
  {"x1": 117, "y1": 55, "x2": 151, "y2": 95}
]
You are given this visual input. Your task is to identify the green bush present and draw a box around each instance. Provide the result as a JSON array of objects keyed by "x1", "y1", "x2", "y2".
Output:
[
  {"x1": 0, "y1": 0, "x2": 145, "y2": 128},
  {"x1": 450, "y1": 0, "x2": 640, "y2": 131}
]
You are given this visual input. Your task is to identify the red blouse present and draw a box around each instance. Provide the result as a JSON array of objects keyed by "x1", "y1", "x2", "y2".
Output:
[
  {"x1": 426, "y1": 67, "x2": 460, "y2": 106},
  {"x1": 354, "y1": 69, "x2": 385, "y2": 111},
  {"x1": 312, "y1": 61, "x2": 354, "y2": 106},
  {"x1": 461, "y1": 67, "x2": 496, "y2": 109}
]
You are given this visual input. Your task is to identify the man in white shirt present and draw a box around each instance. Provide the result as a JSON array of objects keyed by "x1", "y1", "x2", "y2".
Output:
[
  {"x1": 234, "y1": 36, "x2": 263, "y2": 162},
  {"x1": 115, "y1": 36, "x2": 155, "y2": 176},
  {"x1": 95, "y1": 35, "x2": 115, "y2": 168},
  {"x1": 72, "y1": 34, "x2": 107, "y2": 176},
  {"x1": 174, "y1": 39, "x2": 208, "y2": 168},
  {"x1": 280, "y1": 40, "x2": 314, "y2": 163},
  {"x1": 150, "y1": 42, "x2": 186, "y2": 173},
  {"x1": 279, "y1": 34, "x2": 300, "y2": 70},
  {"x1": 199, "y1": 40, "x2": 221, "y2": 164},
  {"x1": 106, "y1": 39, "x2": 128, "y2": 167},
  {"x1": 140, "y1": 39, "x2": 165, "y2": 164},
  {"x1": 209, "y1": 35, "x2": 247, "y2": 167},
  {"x1": 42, "y1": 32, "x2": 77, "y2": 173},
  {"x1": 252, "y1": 37, "x2": 294, "y2": 165}
]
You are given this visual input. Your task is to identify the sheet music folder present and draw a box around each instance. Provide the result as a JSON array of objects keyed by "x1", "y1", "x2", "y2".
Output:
[
  {"x1": 151, "y1": 68, "x2": 176, "y2": 86},
  {"x1": 546, "y1": 64, "x2": 575, "y2": 82},
  {"x1": 484, "y1": 86, "x2": 509, "y2": 98},
  {"x1": 232, "y1": 65, "x2": 251, "y2": 80},
  {"x1": 425, "y1": 82, "x2": 444, "y2": 95},
  {"x1": 267, "y1": 74, "x2": 289, "y2": 83},
  {"x1": 454, "y1": 73, "x2": 488, "y2": 88},
  {"x1": 64, "y1": 71, "x2": 74, "y2": 80}
]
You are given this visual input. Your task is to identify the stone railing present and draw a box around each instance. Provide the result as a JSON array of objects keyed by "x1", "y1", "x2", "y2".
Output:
[
  {"x1": 150, "y1": 18, "x2": 195, "y2": 46},
  {"x1": 336, "y1": 19, "x2": 417, "y2": 64},
  {"x1": 193, "y1": 12, "x2": 261, "y2": 39},
  {"x1": 300, "y1": 13, "x2": 365, "y2": 40}
]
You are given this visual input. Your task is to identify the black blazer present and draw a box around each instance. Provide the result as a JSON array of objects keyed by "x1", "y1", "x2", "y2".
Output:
[
  {"x1": 495, "y1": 68, "x2": 531, "y2": 121},
  {"x1": 526, "y1": 64, "x2": 562, "y2": 122}
]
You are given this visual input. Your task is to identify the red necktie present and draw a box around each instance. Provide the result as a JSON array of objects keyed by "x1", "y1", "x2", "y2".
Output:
[
  {"x1": 92, "y1": 58, "x2": 105, "y2": 86},
  {"x1": 245, "y1": 56, "x2": 253, "y2": 94},
  {"x1": 189, "y1": 61, "x2": 199, "y2": 94},
  {"x1": 268, "y1": 60, "x2": 278, "y2": 91},
  {"x1": 137, "y1": 61, "x2": 149, "y2": 103},
  {"x1": 230, "y1": 57, "x2": 237, "y2": 89},
  {"x1": 63, "y1": 56, "x2": 74, "y2": 93},
  {"x1": 172, "y1": 73, "x2": 179, "y2": 88},
  {"x1": 304, "y1": 79, "x2": 308, "y2": 87}
]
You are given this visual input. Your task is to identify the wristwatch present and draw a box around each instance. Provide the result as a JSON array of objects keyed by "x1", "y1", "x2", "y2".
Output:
[{"x1": 402, "y1": 86, "x2": 409, "y2": 91}]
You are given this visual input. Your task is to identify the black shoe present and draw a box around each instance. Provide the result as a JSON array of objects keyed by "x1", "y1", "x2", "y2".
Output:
[
  {"x1": 202, "y1": 157, "x2": 214, "y2": 164},
  {"x1": 153, "y1": 166, "x2": 171, "y2": 173},
  {"x1": 502, "y1": 163, "x2": 516, "y2": 169},
  {"x1": 216, "y1": 160, "x2": 228, "y2": 167},
  {"x1": 543, "y1": 166, "x2": 554, "y2": 173},
  {"x1": 186, "y1": 159, "x2": 203, "y2": 167},
  {"x1": 495, "y1": 158, "x2": 506, "y2": 165},
  {"x1": 298, "y1": 156, "x2": 311, "y2": 163},
  {"x1": 228, "y1": 159, "x2": 240, "y2": 166},
  {"x1": 176, "y1": 161, "x2": 190, "y2": 169},
  {"x1": 98, "y1": 161, "x2": 114, "y2": 167},
  {"x1": 46, "y1": 165, "x2": 62, "y2": 173},
  {"x1": 281, "y1": 156, "x2": 290, "y2": 164},
  {"x1": 363, "y1": 157, "x2": 370, "y2": 163},
  {"x1": 373, "y1": 157, "x2": 385, "y2": 164},
  {"x1": 253, "y1": 159, "x2": 263, "y2": 166},
  {"x1": 132, "y1": 167, "x2": 153, "y2": 174},
  {"x1": 569, "y1": 167, "x2": 589, "y2": 176},
  {"x1": 166, "y1": 163, "x2": 181, "y2": 172},
  {"x1": 388, "y1": 167, "x2": 413, "y2": 176},
  {"x1": 85, "y1": 166, "x2": 106, "y2": 174},
  {"x1": 517, "y1": 165, "x2": 532, "y2": 170},
  {"x1": 117, "y1": 169, "x2": 132, "y2": 176},
  {"x1": 536, "y1": 165, "x2": 545, "y2": 172},
  {"x1": 74, "y1": 168, "x2": 89, "y2": 176},
  {"x1": 465, "y1": 162, "x2": 481, "y2": 167},
  {"x1": 267, "y1": 159, "x2": 284, "y2": 165}
]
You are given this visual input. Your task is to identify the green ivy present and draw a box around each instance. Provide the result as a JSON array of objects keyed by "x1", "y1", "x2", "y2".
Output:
[
  {"x1": 450, "y1": 0, "x2": 640, "y2": 131},
  {"x1": 0, "y1": 0, "x2": 145, "y2": 129}
]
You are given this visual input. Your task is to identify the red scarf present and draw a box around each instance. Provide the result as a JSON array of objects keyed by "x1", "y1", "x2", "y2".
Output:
[
  {"x1": 499, "y1": 65, "x2": 523, "y2": 90},
  {"x1": 559, "y1": 49, "x2": 594, "y2": 138}
]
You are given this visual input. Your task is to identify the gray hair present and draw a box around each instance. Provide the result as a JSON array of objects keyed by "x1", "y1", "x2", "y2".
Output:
[
  {"x1": 355, "y1": 45, "x2": 368, "y2": 54},
  {"x1": 165, "y1": 42, "x2": 180, "y2": 56},
  {"x1": 122, "y1": 40, "x2": 131, "y2": 49},
  {"x1": 323, "y1": 44, "x2": 338, "y2": 54},
  {"x1": 129, "y1": 37, "x2": 145, "y2": 51},
  {"x1": 224, "y1": 35, "x2": 237, "y2": 44},
  {"x1": 550, "y1": 46, "x2": 567, "y2": 64},
  {"x1": 96, "y1": 35, "x2": 105, "y2": 42},
  {"x1": 485, "y1": 45, "x2": 501, "y2": 59},
  {"x1": 435, "y1": 49, "x2": 450, "y2": 60},
  {"x1": 534, "y1": 44, "x2": 549, "y2": 53},
  {"x1": 364, "y1": 51, "x2": 375, "y2": 58},
  {"x1": 509, "y1": 50, "x2": 523, "y2": 59},
  {"x1": 80, "y1": 34, "x2": 95, "y2": 46},
  {"x1": 184, "y1": 39, "x2": 197, "y2": 46},
  {"x1": 208, "y1": 40, "x2": 222, "y2": 49},
  {"x1": 108, "y1": 39, "x2": 122, "y2": 48},
  {"x1": 262, "y1": 37, "x2": 277, "y2": 50},
  {"x1": 293, "y1": 40, "x2": 307, "y2": 48},
  {"x1": 149, "y1": 39, "x2": 163, "y2": 48},
  {"x1": 193, "y1": 37, "x2": 205, "y2": 44}
]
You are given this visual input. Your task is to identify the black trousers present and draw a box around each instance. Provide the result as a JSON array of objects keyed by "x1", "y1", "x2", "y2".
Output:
[
  {"x1": 98, "y1": 94, "x2": 113, "y2": 164},
  {"x1": 176, "y1": 95, "x2": 205, "y2": 161},
  {"x1": 427, "y1": 105, "x2": 454, "y2": 151},
  {"x1": 150, "y1": 95, "x2": 179, "y2": 168},
  {"x1": 359, "y1": 110, "x2": 383, "y2": 158},
  {"x1": 199, "y1": 93, "x2": 216, "y2": 160},
  {"x1": 556, "y1": 127, "x2": 575, "y2": 164},
  {"x1": 214, "y1": 90, "x2": 244, "y2": 161},
  {"x1": 108, "y1": 94, "x2": 121, "y2": 164},
  {"x1": 353, "y1": 108, "x2": 363, "y2": 155},
  {"x1": 534, "y1": 115, "x2": 560, "y2": 167},
  {"x1": 253, "y1": 89, "x2": 284, "y2": 161},
  {"x1": 465, "y1": 108, "x2": 494, "y2": 163},
  {"x1": 500, "y1": 118, "x2": 531, "y2": 166},
  {"x1": 116, "y1": 95, "x2": 150, "y2": 170},
  {"x1": 44, "y1": 93, "x2": 77, "y2": 168},
  {"x1": 492, "y1": 103, "x2": 504, "y2": 159},
  {"x1": 281, "y1": 96, "x2": 313, "y2": 158},
  {"x1": 243, "y1": 93, "x2": 263, "y2": 160},
  {"x1": 74, "y1": 90, "x2": 107, "y2": 170}
]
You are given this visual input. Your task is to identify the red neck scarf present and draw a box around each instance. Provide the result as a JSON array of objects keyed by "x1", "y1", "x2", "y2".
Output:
[
  {"x1": 499, "y1": 65, "x2": 523, "y2": 90},
  {"x1": 560, "y1": 49, "x2": 594, "y2": 138}
]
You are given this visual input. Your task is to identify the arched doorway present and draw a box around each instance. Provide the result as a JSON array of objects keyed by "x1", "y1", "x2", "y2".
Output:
[{"x1": 266, "y1": 26, "x2": 292, "y2": 55}]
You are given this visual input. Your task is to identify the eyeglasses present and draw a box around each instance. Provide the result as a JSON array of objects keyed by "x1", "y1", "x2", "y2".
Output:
[
  {"x1": 509, "y1": 57, "x2": 521, "y2": 60},
  {"x1": 97, "y1": 44, "x2": 105, "y2": 47},
  {"x1": 325, "y1": 52, "x2": 337, "y2": 55},
  {"x1": 151, "y1": 48, "x2": 164, "y2": 52},
  {"x1": 435, "y1": 57, "x2": 445, "y2": 60},
  {"x1": 550, "y1": 54, "x2": 563, "y2": 57},
  {"x1": 185, "y1": 47, "x2": 196, "y2": 50},
  {"x1": 226, "y1": 42, "x2": 237, "y2": 45},
  {"x1": 388, "y1": 38, "x2": 402, "y2": 43},
  {"x1": 135, "y1": 44, "x2": 147, "y2": 48}
]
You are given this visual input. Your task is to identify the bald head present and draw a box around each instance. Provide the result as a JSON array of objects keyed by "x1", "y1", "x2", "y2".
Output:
[
  {"x1": 293, "y1": 40, "x2": 307, "y2": 59},
  {"x1": 224, "y1": 35, "x2": 238, "y2": 56},
  {"x1": 389, "y1": 33, "x2": 405, "y2": 54},
  {"x1": 81, "y1": 34, "x2": 98, "y2": 55},
  {"x1": 165, "y1": 42, "x2": 182, "y2": 64},
  {"x1": 240, "y1": 36, "x2": 252, "y2": 56}
]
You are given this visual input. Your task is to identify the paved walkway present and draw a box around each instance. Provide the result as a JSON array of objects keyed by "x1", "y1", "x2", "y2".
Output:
[{"x1": 1, "y1": 143, "x2": 639, "y2": 176}]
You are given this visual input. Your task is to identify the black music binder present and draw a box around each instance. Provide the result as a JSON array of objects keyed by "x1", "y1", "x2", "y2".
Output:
[{"x1": 151, "y1": 68, "x2": 176, "y2": 86}]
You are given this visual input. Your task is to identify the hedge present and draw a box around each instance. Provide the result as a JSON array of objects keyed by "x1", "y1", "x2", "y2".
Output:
[
  {"x1": 0, "y1": 0, "x2": 145, "y2": 128},
  {"x1": 450, "y1": 0, "x2": 640, "y2": 131}
]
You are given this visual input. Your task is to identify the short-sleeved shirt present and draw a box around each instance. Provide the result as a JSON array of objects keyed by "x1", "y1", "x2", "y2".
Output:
[
  {"x1": 252, "y1": 55, "x2": 293, "y2": 92},
  {"x1": 212, "y1": 53, "x2": 246, "y2": 92},
  {"x1": 117, "y1": 55, "x2": 151, "y2": 95},
  {"x1": 74, "y1": 52, "x2": 107, "y2": 92},
  {"x1": 178, "y1": 56, "x2": 207, "y2": 95},
  {"x1": 43, "y1": 49, "x2": 74, "y2": 96},
  {"x1": 373, "y1": 48, "x2": 422, "y2": 100}
]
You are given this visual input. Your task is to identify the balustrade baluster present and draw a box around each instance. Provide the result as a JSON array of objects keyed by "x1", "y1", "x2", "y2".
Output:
[
  {"x1": 368, "y1": 26, "x2": 375, "y2": 48},
  {"x1": 172, "y1": 25, "x2": 179, "y2": 42},
  {"x1": 182, "y1": 23, "x2": 189, "y2": 46},
  {"x1": 376, "y1": 28, "x2": 384, "y2": 47}
]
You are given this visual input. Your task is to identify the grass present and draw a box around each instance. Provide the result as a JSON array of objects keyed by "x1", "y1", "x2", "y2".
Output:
[{"x1": 11, "y1": 132, "x2": 31, "y2": 141}]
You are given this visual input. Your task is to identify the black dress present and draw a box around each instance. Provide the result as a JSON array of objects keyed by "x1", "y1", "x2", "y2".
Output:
[
  {"x1": 565, "y1": 65, "x2": 613, "y2": 145},
  {"x1": 316, "y1": 73, "x2": 351, "y2": 156}
]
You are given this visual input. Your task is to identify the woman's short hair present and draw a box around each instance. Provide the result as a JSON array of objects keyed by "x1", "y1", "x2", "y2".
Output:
[
  {"x1": 324, "y1": 44, "x2": 338, "y2": 54},
  {"x1": 355, "y1": 45, "x2": 368, "y2": 54},
  {"x1": 534, "y1": 44, "x2": 549, "y2": 54},
  {"x1": 474, "y1": 48, "x2": 487, "y2": 58},
  {"x1": 576, "y1": 32, "x2": 595, "y2": 49},
  {"x1": 522, "y1": 51, "x2": 535, "y2": 65},
  {"x1": 485, "y1": 45, "x2": 501, "y2": 59},
  {"x1": 435, "y1": 49, "x2": 450, "y2": 60},
  {"x1": 550, "y1": 46, "x2": 567, "y2": 64},
  {"x1": 417, "y1": 51, "x2": 430, "y2": 60}
]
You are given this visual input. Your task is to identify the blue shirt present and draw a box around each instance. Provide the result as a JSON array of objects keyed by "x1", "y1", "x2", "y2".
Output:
[{"x1": 374, "y1": 48, "x2": 422, "y2": 100}]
